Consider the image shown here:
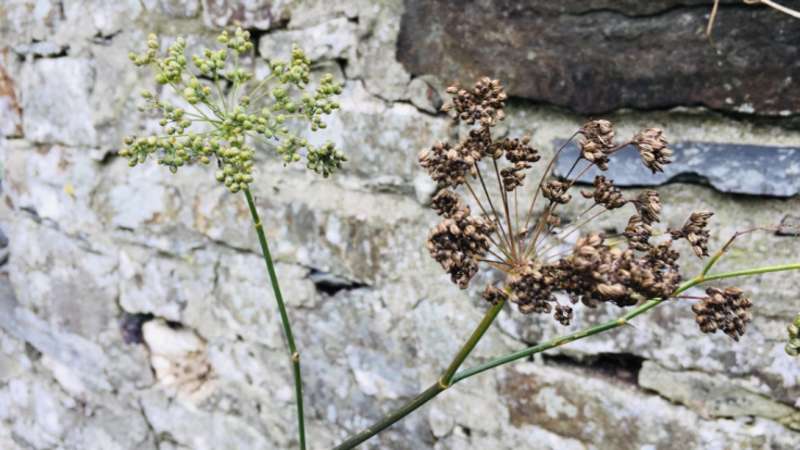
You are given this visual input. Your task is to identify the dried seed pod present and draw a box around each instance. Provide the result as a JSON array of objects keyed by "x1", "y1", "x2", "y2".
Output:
[
  {"x1": 633, "y1": 128, "x2": 672, "y2": 173},
  {"x1": 426, "y1": 206, "x2": 496, "y2": 289},
  {"x1": 508, "y1": 262, "x2": 559, "y2": 315},
  {"x1": 578, "y1": 120, "x2": 615, "y2": 170},
  {"x1": 692, "y1": 287, "x2": 752, "y2": 341},
  {"x1": 500, "y1": 162, "x2": 530, "y2": 192},
  {"x1": 431, "y1": 189, "x2": 464, "y2": 218},
  {"x1": 624, "y1": 215, "x2": 653, "y2": 251},
  {"x1": 542, "y1": 180, "x2": 572, "y2": 204},
  {"x1": 499, "y1": 136, "x2": 540, "y2": 164},
  {"x1": 671, "y1": 211, "x2": 713, "y2": 257},
  {"x1": 553, "y1": 304, "x2": 573, "y2": 326},
  {"x1": 419, "y1": 140, "x2": 479, "y2": 188},
  {"x1": 634, "y1": 190, "x2": 662, "y2": 224},
  {"x1": 443, "y1": 77, "x2": 507, "y2": 127},
  {"x1": 482, "y1": 285, "x2": 507, "y2": 305},
  {"x1": 581, "y1": 175, "x2": 626, "y2": 210}
]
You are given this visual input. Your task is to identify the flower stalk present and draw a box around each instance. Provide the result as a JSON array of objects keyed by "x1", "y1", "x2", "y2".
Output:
[
  {"x1": 334, "y1": 298, "x2": 506, "y2": 450},
  {"x1": 334, "y1": 262, "x2": 800, "y2": 449},
  {"x1": 244, "y1": 188, "x2": 306, "y2": 450}
]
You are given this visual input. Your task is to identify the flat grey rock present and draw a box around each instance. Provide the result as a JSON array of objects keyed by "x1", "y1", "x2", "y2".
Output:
[{"x1": 554, "y1": 140, "x2": 800, "y2": 197}]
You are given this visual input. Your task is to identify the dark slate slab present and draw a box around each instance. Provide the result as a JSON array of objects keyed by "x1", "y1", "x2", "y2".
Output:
[
  {"x1": 398, "y1": 0, "x2": 800, "y2": 115},
  {"x1": 553, "y1": 140, "x2": 800, "y2": 197}
]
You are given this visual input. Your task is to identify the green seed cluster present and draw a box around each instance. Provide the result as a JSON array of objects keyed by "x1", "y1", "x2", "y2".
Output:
[
  {"x1": 786, "y1": 313, "x2": 800, "y2": 357},
  {"x1": 122, "y1": 27, "x2": 345, "y2": 193}
]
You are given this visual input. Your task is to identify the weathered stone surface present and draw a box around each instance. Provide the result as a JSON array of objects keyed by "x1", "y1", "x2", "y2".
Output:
[
  {"x1": 2, "y1": 1, "x2": 800, "y2": 449},
  {"x1": 0, "y1": 65, "x2": 22, "y2": 138},
  {"x1": 554, "y1": 140, "x2": 800, "y2": 197},
  {"x1": 20, "y1": 58, "x2": 97, "y2": 146},
  {"x1": 202, "y1": 0, "x2": 290, "y2": 29},
  {"x1": 258, "y1": 17, "x2": 358, "y2": 62},
  {"x1": 398, "y1": 0, "x2": 800, "y2": 115},
  {"x1": 777, "y1": 215, "x2": 800, "y2": 236},
  {"x1": 638, "y1": 361, "x2": 800, "y2": 428},
  {"x1": 497, "y1": 362, "x2": 799, "y2": 449}
]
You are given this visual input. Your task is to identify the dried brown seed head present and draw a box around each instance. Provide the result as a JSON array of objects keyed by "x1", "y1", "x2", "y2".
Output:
[
  {"x1": 443, "y1": 77, "x2": 507, "y2": 127},
  {"x1": 624, "y1": 214, "x2": 653, "y2": 251},
  {"x1": 426, "y1": 208, "x2": 496, "y2": 289},
  {"x1": 579, "y1": 120, "x2": 615, "y2": 170},
  {"x1": 431, "y1": 189, "x2": 465, "y2": 218},
  {"x1": 581, "y1": 175, "x2": 626, "y2": 210},
  {"x1": 542, "y1": 180, "x2": 572, "y2": 204},
  {"x1": 671, "y1": 211, "x2": 714, "y2": 257},
  {"x1": 634, "y1": 190, "x2": 662, "y2": 224},
  {"x1": 633, "y1": 128, "x2": 672, "y2": 173},
  {"x1": 482, "y1": 285, "x2": 507, "y2": 305},
  {"x1": 692, "y1": 287, "x2": 752, "y2": 340}
]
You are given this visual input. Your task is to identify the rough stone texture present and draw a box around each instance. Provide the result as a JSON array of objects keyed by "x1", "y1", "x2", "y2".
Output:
[
  {"x1": 398, "y1": 0, "x2": 800, "y2": 116},
  {"x1": 554, "y1": 140, "x2": 800, "y2": 197},
  {"x1": 1, "y1": 1, "x2": 800, "y2": 449}
]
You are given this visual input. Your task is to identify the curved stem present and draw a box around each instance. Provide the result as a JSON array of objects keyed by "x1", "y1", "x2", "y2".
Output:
[
  {"x1": 243, "y1": 188, "x2": 306, "y2": 450},
  {"x1": 334, "y1": 261, "x2": 800, "y2": 448},
  {"x1": 333, "y1": 299, "x2": 506, "y2": 450}
]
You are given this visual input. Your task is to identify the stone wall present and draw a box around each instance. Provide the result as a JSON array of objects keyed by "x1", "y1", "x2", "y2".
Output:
[{"x1": 1, "y1": 1, "x2": 799, "y2": 449}]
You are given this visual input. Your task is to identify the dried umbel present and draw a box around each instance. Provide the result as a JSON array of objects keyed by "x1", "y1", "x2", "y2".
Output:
[
  {"x1": 671, "y1": 211, "x2": 713, "y2": 257},
  {"x1": 443, "y1": 77, "x2": 507, "y2": 126},
  {"x1": 581, "y1": 176, "x2": 625, "y2": 210},
  {"x1": 426, "y1": 202, "x2": 496, "y2": 289},
  {"x1": 633, "y1": 128, "x2": 672, "y2": 174},
  {"x1": 420, "y1": 76, "x2": 729, "y2": 329},
  {"x1": 692, "y1": 287, "x2": 753, "y2": 341},
  {"x1": 122, "y1": 28, "x2": 345, "y2": 192}
]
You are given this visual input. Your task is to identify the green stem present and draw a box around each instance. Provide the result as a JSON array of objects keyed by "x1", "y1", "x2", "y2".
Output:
[
  {"x1": 441, "y1": 298, "x2": 506, "y2": 386},
  {"x1": 333, "y1": 299, "x2": 506, "y2": 450},
  {"x1": 243, "y1": 188, "x2": 306, "y2": 450},
  {"x1": 454, "y1": 262, "x2": 800, "y2": 382},
  {"x1": 334, "y1": 262, "x2": 800, "y2": 448}
]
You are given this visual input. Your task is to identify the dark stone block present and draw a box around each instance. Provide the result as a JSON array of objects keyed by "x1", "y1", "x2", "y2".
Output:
[
  {"x1": 398, "y1": 0, "x2": 800, "y2": 115},
  {"x1": 553, "y1": 140, "x2": 800, "y2": 197}
]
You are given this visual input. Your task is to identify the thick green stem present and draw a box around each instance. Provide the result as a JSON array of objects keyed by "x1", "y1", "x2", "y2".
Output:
[
  {"x1": 334, "y1": 262, "x2": 800, "y2": 448},
  {"x1": 243, "y1": 188, "x2": 306, "y2": 450},
  {"x1": 333, "y1": 299, "x2": 506, "y2": 450}
]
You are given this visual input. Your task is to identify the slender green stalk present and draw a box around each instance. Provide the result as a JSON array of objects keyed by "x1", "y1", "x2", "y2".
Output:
[
  {"x1": 333, "y1": 299, "x2": 506, "y2": 450},
  {"x1": 243, "y1": 188, "x2": 306, "y2": 450},
  {"x1": 441, "y1": 298, "x2": 506, "y2": 386},
  {"x1": 455, "y1": 262, "x2": 800, "y2": 382},
  {"x1": 334, "y1": 262, "x2": 800, "y2": 448}
]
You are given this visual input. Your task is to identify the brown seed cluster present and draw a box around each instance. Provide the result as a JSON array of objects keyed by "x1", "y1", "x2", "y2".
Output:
[
  {"x1": 671, "y1": 211, "x2": 713, "y2": 257},
  {"x1": 498, "y1": 136, "x2": 540, "y2": 192},
  {"x1": 633, "y1": 128, "x2": 672, "y2": 173},
  {"x1": 419, "y1": 141, "x2": 477, "y2": 188},
  {"x1": 579, "y1": 120, "x2": 616, "y2": 170},
  {"x1": 421, "y1": 76, "x2": 732, "y2": 333},
  {"x1": 581, "y1": 176, "x2": 625, "y2": 210},
  {"x1": 542, "y1": 180, "x2": 572, "y2": 204},
  {"x1": 634, "y1": 190, "x2": 662, "y2": 224},
  {"x1": 624, "y1": 215, "x2": 653, "y2": 251},
  {"x1": 427, "y1": 203, "x2": 496, "y2": 289},
  {"x1": 692, "y1": 287, "x2": 752, "y2": 340},
  {"x1": 443, "y1": 77, "x2": 507, "y2": 127}
]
